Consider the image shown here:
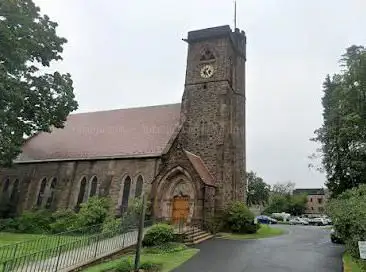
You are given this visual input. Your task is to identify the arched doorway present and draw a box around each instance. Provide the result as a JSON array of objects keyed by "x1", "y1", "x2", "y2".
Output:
[
  {"x1": 154, "y1": 166, "x2": 199, "y2": 223},
  {"x1": 172, "y1": 194, "x2": 190, "y2": 224}
]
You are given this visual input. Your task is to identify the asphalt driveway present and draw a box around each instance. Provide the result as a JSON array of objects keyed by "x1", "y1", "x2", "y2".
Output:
[{"x1": 173, "y1": 225, "x2": 344, "y2": 272}]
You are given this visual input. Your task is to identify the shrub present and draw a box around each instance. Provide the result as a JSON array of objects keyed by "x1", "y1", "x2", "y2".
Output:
[
  {"x1": 0, "y1": 218, "x2": 18, "y2": 232},
  {"x1": 142, "y1": 223, "x2": 175, "y2": 247},
  {"x1": 71, "y1": 197, "x2": 112, "y2": 230},
  {"x1": 15, "y1": 210, "x2": 53, "y2": 233},
  {"x1": 139, "y1": 261, "x2": 162, "y2": 272},
  {"x1": 49, "y1": 209, "x2": 77, "y2": 233},
  {"x1": 102, "y1": 216, "x2": 122, "y2": 234},
  {"x1": 110, "y1": 258, "x2": 162, "y2": 272},
  {"x1": 327, "y1": 185, "x2": 366, "y2": 259},
  {"x1": 113, "y1": 259, "x2": 132, "y2": 272},
  {"x1": 224, "y1": 201, "x2": 258, "y2": 234},
  {"x1": 143, "y1": 242, "x2": 187, "y2": 254}
]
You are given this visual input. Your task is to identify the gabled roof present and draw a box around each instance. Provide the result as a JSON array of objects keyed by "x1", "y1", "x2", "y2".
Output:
[
  {"x1": 293, "y1": 188, "x2": 325, "y2": 196},
  {"x1": 16, "y1": 103, "x2": 181, "y2": 162},
  {"x1": 184, "y1": 150, "x2": 215, "y2": 187}
]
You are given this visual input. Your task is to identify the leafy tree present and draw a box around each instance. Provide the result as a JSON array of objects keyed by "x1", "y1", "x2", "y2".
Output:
[
  {"x1": 246, "y1": 171, "x2": 271, "y2": 206},
  {"x1": 287, "y1": 194, "x2": 307, "y2": 216},
  {"x1": 312, "y1": 46, "x2": 366, "y2": 197},
  {"x1": 0, "y1": 0, "x2": 78, "y2": 166},
  {"x1": 327, "y1": 185, "x2": 366, "y2": 258},
  {"x1": 272, "y1": 181, "x2": 295, "y2": 196}
]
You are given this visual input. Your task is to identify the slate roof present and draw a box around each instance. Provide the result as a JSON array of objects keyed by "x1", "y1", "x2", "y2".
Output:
[
  {"x1": 184, "y1": 150, "x2": 215, "y2": 187},
  {"x1": 293, "y1": 188, "x2": 325, "y2": 196},
  {"x1": 16, "y1": 103, "x2": 181, "y2": 162}
]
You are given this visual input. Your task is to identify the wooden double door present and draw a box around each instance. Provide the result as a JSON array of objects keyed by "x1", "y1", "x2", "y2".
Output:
[{"x1": 172, "y1": 195, "x2": 189, "y2": 224}]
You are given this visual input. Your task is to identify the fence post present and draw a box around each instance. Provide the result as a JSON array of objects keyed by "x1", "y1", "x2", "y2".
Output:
[
  {"x1": 134, "y1": 193, "x2": 147, "y2": 272},
  {"x1": 94, "y1": 234, "x2": 101, "y2": 259}
]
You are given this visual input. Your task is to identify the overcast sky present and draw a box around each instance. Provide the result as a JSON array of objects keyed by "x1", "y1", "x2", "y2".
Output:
[{"x1": 34, "y1": 0, "x2": 365, "y2": 188}]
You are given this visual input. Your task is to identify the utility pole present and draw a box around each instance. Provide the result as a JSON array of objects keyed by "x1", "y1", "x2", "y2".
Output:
[{"x1": 134, "y1": 193, "x2": 147, "y2": 272}]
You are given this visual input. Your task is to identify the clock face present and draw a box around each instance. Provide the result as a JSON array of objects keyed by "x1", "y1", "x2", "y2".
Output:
[{"x1": 200, "y1": 65, "x2": 214, "y2": 79}]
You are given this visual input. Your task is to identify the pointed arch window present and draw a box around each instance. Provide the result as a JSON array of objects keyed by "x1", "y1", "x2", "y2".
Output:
[
  {"x1": 121, "y1": 176, "x2": 131, "y2": 213},
  {"x1": 37, "y1": 178, "x2": 47, "y2": 207},
  {"x1": 2, "y1": 178, "x2": 10, "y2": 193},
  {"x1": 10, "y1": 179, "x2": 19, "y2": 202},
  {"x1": 76, "y1": 177, "x2": 87, "y2": 208},
  {"x1": 135, "y1": 175, "x2": 143, "y2": 198},
  {"x1": 46, "y1": 178, "x2": 57, "y2": 209},
  {"x1": 89, "y1": 176, "x2": 98, "y2": 197}
]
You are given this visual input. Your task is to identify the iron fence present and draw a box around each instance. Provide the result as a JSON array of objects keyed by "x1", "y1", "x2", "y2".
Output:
[
  {"x1": 0, "y1": 218, "x2": 140, "y2": 272},
  {"x1": 0, "y1": 216, "x2": 211, "y2": 272}
]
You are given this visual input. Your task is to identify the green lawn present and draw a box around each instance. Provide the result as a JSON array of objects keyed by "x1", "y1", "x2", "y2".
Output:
[
  {"x1": 343, "y1": 252, "x2": 366, "y2": 272},
  {"x1": 83, "y1": 248, "x2": 199, "y2": 272},
  {"x1": 217, "y1": 224, "x2": 285, "y2": 240}
]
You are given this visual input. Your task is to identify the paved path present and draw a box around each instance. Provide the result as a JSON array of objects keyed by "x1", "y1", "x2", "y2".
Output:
[{"x1": 173, "y1": 225, "x2": 344, "y2": 272}]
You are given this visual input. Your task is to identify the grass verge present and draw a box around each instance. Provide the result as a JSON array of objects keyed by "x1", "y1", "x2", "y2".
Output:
[
  {"x1": 83, "y1": 248, "x2": 199, "y2": 272},
  {"x1": 217, "y1": 224, "x2": 285, "y2": 240},
  {"x1": 343, "y1": 252, "x2": 366, "y2": 272}
]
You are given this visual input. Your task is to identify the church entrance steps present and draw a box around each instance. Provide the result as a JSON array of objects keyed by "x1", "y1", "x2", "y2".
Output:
[{"x1": 183, "y1": 229, "x2": 214, "y2": 245}]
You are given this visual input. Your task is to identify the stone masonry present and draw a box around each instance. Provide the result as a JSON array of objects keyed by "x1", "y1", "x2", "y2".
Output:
[{"x1": 0, "y1": 25, "x2": 247, "y2": 220}]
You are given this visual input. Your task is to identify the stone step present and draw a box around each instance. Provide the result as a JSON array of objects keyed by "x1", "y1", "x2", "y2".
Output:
[
  {"x1": 185, "y1": 233, "x2": 214, "y2": 245},
  {"x1": 184, "y1": 230, "x2": 207, "y2": 239},
  {"x1": 184, "y1": 231, "x2": 211, "y2": 242}
]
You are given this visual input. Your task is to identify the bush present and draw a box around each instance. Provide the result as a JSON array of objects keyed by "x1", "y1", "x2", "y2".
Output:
[
  {"x1": 107, "y1": 258, "x2": 162, "y2": 272},
  {"x1": 102, "y1": 216, "x2": 122, "y2": 234},
  {"x1": 142, "y1": 223, "x2": 175, "y2": 247},
  {"x1": 224, "y1": 201, "x2": 258, "y2": 234},
  {"x1": 113, "y1": 259, "x2": 132, "y2": 272},
  {"x1": 139, "y1": 261, "x2": 162, "y2": 272},
  {"x1": 327, "y1": 185, "x2": 366, "y2": 259},
  {"x1": 143, "y1": 242, "x2": 187, "y2": 254},
  {"x1": 49, "y1": 209, "x2": 77, "y2": 233},
  {"x1": 15, "y1": 210, "x2": 53, "y2": 233},
  {"x1": 70, "y1": 197, "x2": 112, "y2": 230}
]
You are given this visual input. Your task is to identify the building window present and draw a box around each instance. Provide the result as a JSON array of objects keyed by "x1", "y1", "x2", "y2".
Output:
[
  {"x1": 46, "y1": 178, "x2": 57, "y2": 209},
  {"x1": 135, "y1": 175, "x2": 143, "y2": 198},
  {"x1": 318, "y1": 198, "x2": 323, "y2": 204},
  {"x1": 310, "y1": 198, "x2": 313, "y2": 202},
  {"x1": 89, "y1": 176, "x2": 98, "y2": 198},
  {"x1": 10, "y1": 179, "x2": 20, "y2": 202},
  {"x1": 121, "y1": 176, "x2": 131, "y2": 213},
  {"x1": 200, "y1": 48, "x2": 215, "y2": 61},
  {"x1": 37, "y1": 178, "x2": 47, "y2": 207},
  {"x1": 76, "y1": 177, "x2": 87, "y2": 209},
  {"x1": 2, "y1": 178, "x2": 10, "y2": 193}
]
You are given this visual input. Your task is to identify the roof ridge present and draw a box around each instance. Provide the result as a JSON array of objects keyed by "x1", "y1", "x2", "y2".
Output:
[{"x1": 69, "y1": 103, "x2": 181, "y2": 116}]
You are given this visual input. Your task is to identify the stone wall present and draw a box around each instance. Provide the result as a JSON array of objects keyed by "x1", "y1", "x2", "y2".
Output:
[{"x1": 0, "y1": 157, "x2": 159, "y2": 214}]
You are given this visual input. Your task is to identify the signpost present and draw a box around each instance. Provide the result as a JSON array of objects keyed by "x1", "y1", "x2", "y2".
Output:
[{"x1": 358, "y1": 241, "x2": 366, "y2": 260}]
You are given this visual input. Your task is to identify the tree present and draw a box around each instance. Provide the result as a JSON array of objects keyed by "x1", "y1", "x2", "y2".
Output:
[
  {"x1": 0, "y1": 0, "x2": 78, "y2": 166},
  {"x1": 246, "y1": 171, "x2": 271, "y2": 206},
  {"x1": 312, "y1": 46, "x2": 366, "y2": 197},
  {"x1": 272, "y1": 181, "x2": 295, "y2": 196}
]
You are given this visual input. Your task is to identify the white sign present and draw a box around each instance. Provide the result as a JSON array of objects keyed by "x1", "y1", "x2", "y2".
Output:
[{"x1": 358, "y1": 241, "x2": 366, "y2": 260}]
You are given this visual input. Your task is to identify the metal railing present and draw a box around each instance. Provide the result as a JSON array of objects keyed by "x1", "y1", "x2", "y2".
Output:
[{"x1": 0, "y1": 218, "x2": 141, "y2": 272}]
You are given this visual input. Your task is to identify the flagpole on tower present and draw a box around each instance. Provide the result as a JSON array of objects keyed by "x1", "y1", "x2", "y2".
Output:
[{"x1": 234, "y1": 0, "x2": 237, "y2": 29}]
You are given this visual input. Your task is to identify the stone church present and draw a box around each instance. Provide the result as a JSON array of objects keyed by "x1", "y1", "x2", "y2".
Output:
[{"x1": 0, "y1": 25, "x2": 247, "y2": 222}]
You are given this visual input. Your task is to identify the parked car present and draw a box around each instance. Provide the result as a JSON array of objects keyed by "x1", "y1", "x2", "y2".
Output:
[
  {"x1": 256, "y1": 215, "x2": 278, "y2": 224},
  {"x1": 330, "y1": 228, "x2": 343, "y2": 244},
  {"x1": 289, "y1": 217, "x2": 309, "y2": 225},
  {"x1": 308, "y1": 217, "x2": 327, "y2": 226}
]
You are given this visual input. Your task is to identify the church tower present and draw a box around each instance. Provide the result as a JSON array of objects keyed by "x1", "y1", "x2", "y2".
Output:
[{"x1": 180, "y1": 25, "x2": 247, "y2": 211}]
